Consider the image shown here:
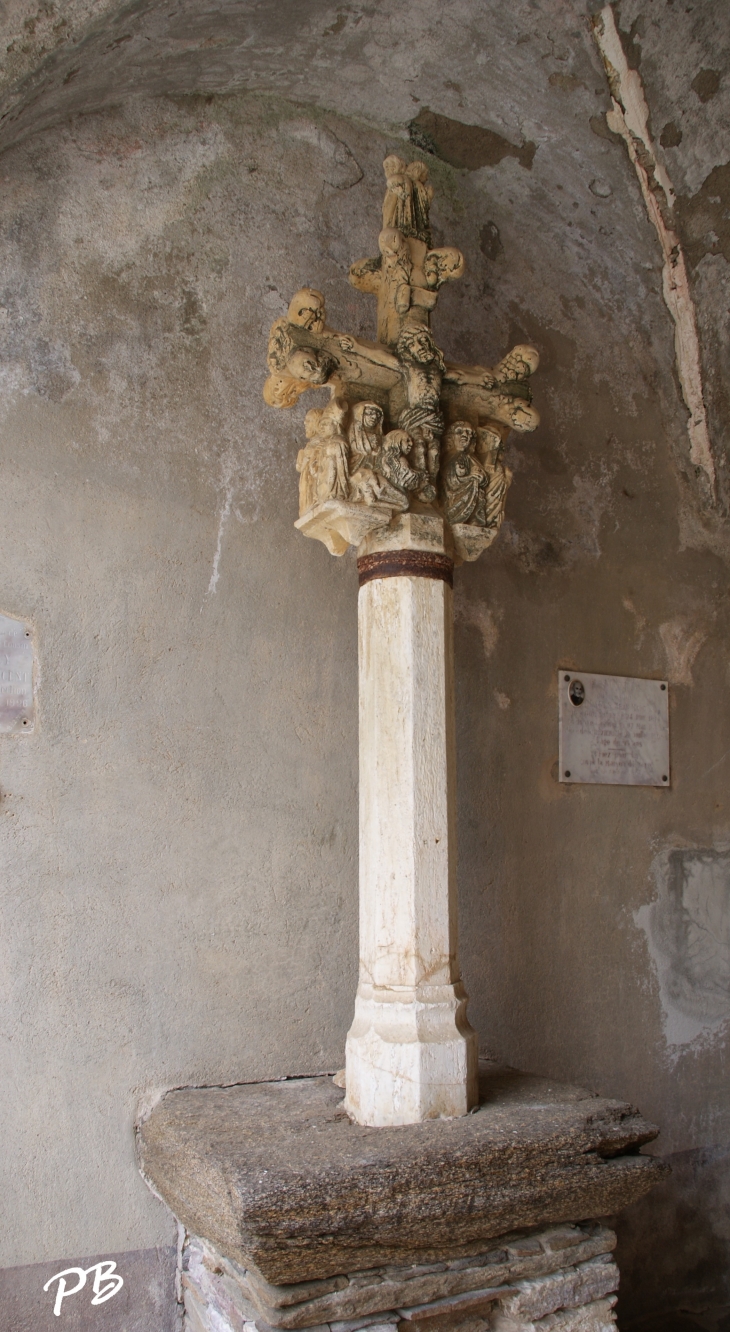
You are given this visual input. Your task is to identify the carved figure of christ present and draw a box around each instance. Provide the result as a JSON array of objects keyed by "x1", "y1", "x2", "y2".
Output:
[{"x1": 294, "y1": 326, "x2": 540, "y2": 440}]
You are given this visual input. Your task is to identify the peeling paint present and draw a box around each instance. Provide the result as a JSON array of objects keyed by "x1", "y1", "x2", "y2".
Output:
[
  {"x1": 637, "y1": 846, "x2": 730, "y2": 1052},
  {"x1": 285, "y1": 121, "x2": 363, "y2": 189},
  {"x1": 622, "y1": 596, "x2": 648, "y2": 649},
  {"x1": 408, "y1": 107, "x2": 536, "y2": 172},
  {"x1": 454, "y1": 597, "x2": 501, "y2": 659},
  {"x1": 658, "y1": 618, "x2": 707, "y2": 686},
  {"x1": 206, "y1": 456, "x2": 237, "y2": 599},
  {"x1": 592, "y1": 6, "x2": 716, "y2": 498}
]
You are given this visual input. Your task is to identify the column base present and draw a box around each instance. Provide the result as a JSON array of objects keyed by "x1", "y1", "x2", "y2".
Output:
[{"x1": 344, "y1": 982, "x2": 479, "y2": 1126}]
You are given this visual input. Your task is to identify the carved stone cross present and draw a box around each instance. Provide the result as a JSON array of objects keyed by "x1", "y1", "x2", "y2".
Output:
[{"x1": 264, "y1": 157, "x2": 539, "y2": 1126}]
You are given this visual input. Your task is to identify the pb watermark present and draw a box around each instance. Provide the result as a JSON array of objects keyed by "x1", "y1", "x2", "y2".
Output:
[{"x1": 43, "y1": 1261, "x2": 124, "y2": 1316}]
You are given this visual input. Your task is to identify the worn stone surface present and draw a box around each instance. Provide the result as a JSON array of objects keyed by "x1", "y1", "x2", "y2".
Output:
[
  {"x1": 138, "y1": 1069, "x2": 665, "y2": 1284},
  {"x1": 180, "y1": 1224, "x2": 619, "y2": 1332},
  {"x1": 194, "y1": 1224, "x2": 616, "y2": 1328},
  {"x1": 636, "y1": 847, "x2": 730, "y2": 1047},
  {"x1": 498, "y1": 1259, "x2": 617, "y2": 1322},
  {"x1": 493, "y1": 1300, "x2": 618, "y2": 1332}
]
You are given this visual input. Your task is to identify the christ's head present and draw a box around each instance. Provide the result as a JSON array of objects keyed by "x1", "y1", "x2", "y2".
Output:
[{"x1": 396, "y1": 326, "x2": 440, "y2": 367}]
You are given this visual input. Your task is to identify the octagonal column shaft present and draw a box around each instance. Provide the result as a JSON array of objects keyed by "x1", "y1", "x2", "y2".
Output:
[{"x1": 344, "y1": 516, "x2": 478, "y2": 1127}]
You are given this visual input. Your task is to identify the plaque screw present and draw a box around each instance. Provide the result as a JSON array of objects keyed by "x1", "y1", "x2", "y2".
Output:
[
  {"x1": 565, "y1": 770, "x2": 571, "y2": 778},
  {"x1": 22, "y1": 719, "x2": 28, "y2": 725},
  {"x1": 660, "y1": 683, "x2": 666, "y2": 690},
  {"x1": 564, "y1": 675, "x2": 570, "y2": 682},
  {"x1": 662, "y1": 775, "x2": 668, "y2": 782}
]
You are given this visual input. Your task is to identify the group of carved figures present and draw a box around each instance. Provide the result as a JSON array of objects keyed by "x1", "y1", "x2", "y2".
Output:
[
  {"x1": 297, "y1": 395, "x2": 509, "y2": 532},
  {"x1": 263, "y1": 155, "x2": 540, "y2": 550}
]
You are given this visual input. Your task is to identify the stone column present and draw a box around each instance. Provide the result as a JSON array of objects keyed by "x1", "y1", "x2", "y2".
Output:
[{"x1": 344, "y1": 514, "x2": 478, "y2": 1127}]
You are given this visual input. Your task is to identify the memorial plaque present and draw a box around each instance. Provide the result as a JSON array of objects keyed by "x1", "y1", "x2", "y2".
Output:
[
  {"x1": 0, "y1": 613, "x2": 35, "y2": 734},
  {"x1": 559, "y1": 670, "x2": 669, "y2": 787}
]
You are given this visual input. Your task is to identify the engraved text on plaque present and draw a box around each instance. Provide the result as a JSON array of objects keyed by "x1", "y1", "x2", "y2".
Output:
[
  {"x1": 0, "y1": 613, "x2": 35, "y2": 734},
  {"x1": 559, "y1": 671, "x2": 669, "y2": 787}
]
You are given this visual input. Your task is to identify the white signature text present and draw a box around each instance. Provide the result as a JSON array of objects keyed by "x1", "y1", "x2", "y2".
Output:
[{"x1": 43, "y1": 1261, "x2": 124, "y2": 1316}]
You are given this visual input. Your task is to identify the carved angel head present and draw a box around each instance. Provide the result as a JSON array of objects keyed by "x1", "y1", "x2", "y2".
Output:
[
  {"x1": 379, "y1": 227, "x2": 409, "y2": 262},
  {"x1": 287, "y1": 288, "x2": 327, "y2": 333},
  {"x1": 423, "y1": 247, "x2": 465, "y2": 289},
  {"x1": 383, "y1": 155, "x2": 408, "y2": 181},
  {"x1": 405, "y1": 161, "x2": 429, "y2": 184},
  {"x1": 286, "y1": 347, "x2": 336, "y2": 385}
]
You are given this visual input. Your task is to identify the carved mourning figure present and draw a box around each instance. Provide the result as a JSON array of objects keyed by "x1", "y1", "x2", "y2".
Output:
[
  {"x1": 263, "y1": 155, "x2": 540, "y2": 561},
  {"x1": 441, "y1": 422, "x2": 489, "y2": 526},
  {"x1": 376, "y1": 429, "x2": 435, "y2": 508},
  {"x1": 348, "y1": 402, "x2": 384, "y2": 470},
  {"x1": 296, "y1": 396, "x2": 350, "y2": 514},
  {"x1": 382, "y1": 155, "x2": 434, "y2": 245},
  {"x1": 477, "y1": 426, "x2": 511, "y2": 531}
]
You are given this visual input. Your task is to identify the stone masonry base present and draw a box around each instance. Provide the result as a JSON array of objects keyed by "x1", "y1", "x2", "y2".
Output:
[{"x1": 180, "y1": 1222, "x2": 619, "y2": 1332}]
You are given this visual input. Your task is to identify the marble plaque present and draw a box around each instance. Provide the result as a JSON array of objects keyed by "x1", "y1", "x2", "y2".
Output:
[
  {"x1": 0, "y1": 613, "x2": 34, "y2": 734},
  {"x1": 559, "y1": 671, "x2": 669, "y2": 786}
]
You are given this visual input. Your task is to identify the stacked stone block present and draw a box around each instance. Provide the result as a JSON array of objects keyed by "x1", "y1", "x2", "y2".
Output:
[{"x1": 181, "y1": 1223, "x2": 619, "y2": 1332}]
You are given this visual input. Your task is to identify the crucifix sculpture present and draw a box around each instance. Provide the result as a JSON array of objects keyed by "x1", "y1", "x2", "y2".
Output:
[{"x1": 264, "y1": 155, "x2": 539, "y2": 1127}]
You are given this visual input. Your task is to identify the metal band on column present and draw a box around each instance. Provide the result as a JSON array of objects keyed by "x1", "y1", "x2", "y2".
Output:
[{"x1": 357, "y1": 550, "x2": 454, "y2": 588}]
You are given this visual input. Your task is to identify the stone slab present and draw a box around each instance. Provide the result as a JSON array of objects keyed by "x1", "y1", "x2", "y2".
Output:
[
  {"x1": 492, "y1": 1299, "x2": 618, "y2": 1332},
  {"x1": 180, "y1": 1224, "x2": 621, "y2": 1332},
  {"x1": 138, "y1": 1068, "x2": 667, "y2": 1285},
  {"x1": 184, "y1": 1224, "x2": 617, "y2": 1328}
]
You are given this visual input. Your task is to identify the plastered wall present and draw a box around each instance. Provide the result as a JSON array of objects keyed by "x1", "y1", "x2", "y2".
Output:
[{"x1": 0, "y1": 3, "x2": 728, "y2": 1329}]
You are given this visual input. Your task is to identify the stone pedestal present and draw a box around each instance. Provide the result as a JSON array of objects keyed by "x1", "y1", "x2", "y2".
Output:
[
  {"x1": 138, "y1": 1066, "x2": 667, "y2": 1292},
  {"x1": 344, "y1": 515, "x2": 477, "y2": 1127}
]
